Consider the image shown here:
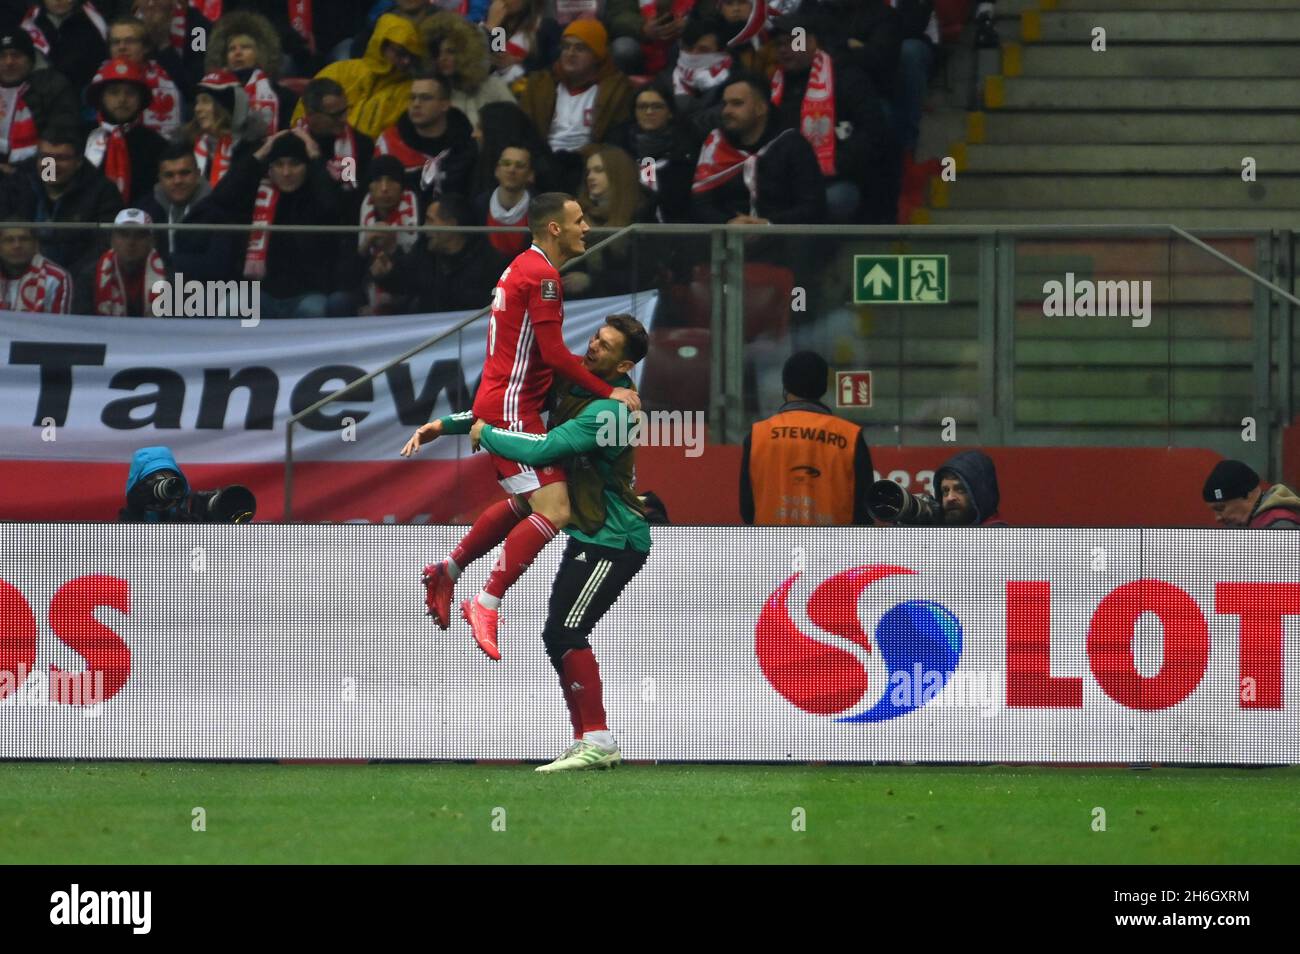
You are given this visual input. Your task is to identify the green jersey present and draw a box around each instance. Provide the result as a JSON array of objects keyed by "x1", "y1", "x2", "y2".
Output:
[{"x1": 436, "y1": 374, "x2": 651, "y2": 552}]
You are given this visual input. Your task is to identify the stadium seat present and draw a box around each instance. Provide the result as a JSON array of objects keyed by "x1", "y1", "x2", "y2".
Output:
[
  {"x1": 671, "y1": 263, "x2": 794, "y2": 338},
  {"x1": 640, "y1": 328, "x2": 710, "y2": 412}
]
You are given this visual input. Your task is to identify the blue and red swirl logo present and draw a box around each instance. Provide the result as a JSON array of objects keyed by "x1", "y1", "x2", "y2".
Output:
[{"x1": 755, "y1": 565, "x2": 963, "y2": 722}]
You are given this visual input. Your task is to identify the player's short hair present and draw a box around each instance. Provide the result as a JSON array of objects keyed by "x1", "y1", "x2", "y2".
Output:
[
  {"x1": 603, "y1": 314, "x2": 648, "y2": 365},
  {"x1": 529, "y1": 191, "x2": 577, "y2": 237}
]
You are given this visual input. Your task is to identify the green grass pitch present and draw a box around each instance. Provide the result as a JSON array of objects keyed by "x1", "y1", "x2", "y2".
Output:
[{"x1": 2, "y1": 762, "x2": 1297, "y2": 864}]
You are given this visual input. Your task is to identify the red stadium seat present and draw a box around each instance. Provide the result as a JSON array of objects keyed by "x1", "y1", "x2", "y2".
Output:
[
  {"x1": 673, "y1": 263, "x2": 794, "y2": 338},
  {"x1": 640, "y1": 328, "x2": 710, "y2": 412}
]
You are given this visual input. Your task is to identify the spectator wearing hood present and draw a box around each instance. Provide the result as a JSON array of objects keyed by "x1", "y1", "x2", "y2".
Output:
[
  {"x1": 184, "y1": 69, "x2": 269, "y2": 187},
  {"x1": 935, "y1": 450, "x2": 1006, "y2": 526},
  {"x1": 1203, "y1": 459, "x2": 1300, "y2": 529},
  {"x1": 374, "y1": 69, "x2": 476, "y2": 198},
  {"x1": 83, "y1": 58, "x2": 168, "y2": 206},
  {"x1": 768, "y1": 15, "x2": 895, "y2": 224},
  {"x1": 741, "y1": 350, "x2": 872, "y2": 525},
  {"x1": 137, "y1": 138, "x2": 240, "y2": 282},
  {"x1": 20, "y1": 0, "x2": 108, "y2": 92},
  {"x1": 294, "y1": 77, "x2": 373, "y2": 193},
  {"x1": 206, "y1": 9, "x2": 299, "y2": 132},
  {"x1": 0, "y1": 126, "x2": 123, "y2": 275},
  {"x1": 0, "y1": 29, "x2": 78, "y2": 168},
  {"x1": 208, "y1": 127, "x2": 352, "y2": 318},
  {"x1": 520, "y1": 18, "x2": 633, "y2": 194},
  {"x1": 421, "y1": 10, "x2": 516, "y2": 131},
  {"x1": 292, "y1": 12, "x2": 425, "y2": 140}
]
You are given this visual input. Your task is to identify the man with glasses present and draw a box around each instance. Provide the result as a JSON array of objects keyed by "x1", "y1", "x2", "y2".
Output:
[
  {"x1": 0, "y1": 127, "x2": 123, "y2": 277},
  {"x1": 105, "y1": 15, "x2": 182, "y2": 139},
  {"x1": 375, "y1": 69, "x2": 476, "y2": 199},
  {"x1": 296, "y1": 77, "x2": 373, "y2": 193}
]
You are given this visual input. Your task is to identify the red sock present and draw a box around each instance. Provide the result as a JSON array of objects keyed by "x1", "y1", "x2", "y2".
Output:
[
  {"x1": 559, "y1": 676, "x2": 583, "y2": 739},
  {"x1": 449, "y1": 497, "x2": 527, "y2": 570},
  {"x1": 561, "y1": 648, "x2": 607, "y2": 733},
  {"x1": 483, "y1": 513, "x2": 557, "y2": 599}
]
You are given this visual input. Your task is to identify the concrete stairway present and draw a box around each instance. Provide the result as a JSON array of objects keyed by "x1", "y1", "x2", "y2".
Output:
[{"x1": 923, "y1": 0, "x2": 1300, "y2": 227}]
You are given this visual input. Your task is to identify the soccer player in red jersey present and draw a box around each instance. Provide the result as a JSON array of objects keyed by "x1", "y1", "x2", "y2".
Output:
[{"x1": 402, "y1": 192, "x2": 641, "y2": 660}]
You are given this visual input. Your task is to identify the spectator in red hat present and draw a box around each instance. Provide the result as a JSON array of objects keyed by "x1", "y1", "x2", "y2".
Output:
[
  {"x1": 20, "y1": 0, "x2": 108, "y2": 92},
  {"x1": 83, "y1": 207, "x2": 168, "y2": 317},
  {"x1": 183, "y1": 68, "x2": 269, "y2": 187},
  {"x1": 206, "y1": 8, "x2": 299, "y2": 132},
  {"x1": 0, "y1": 225, "x2": 72, "y2": 314},
  {"x1": 0, "y1": 28, "x2": 78, "y2": 170},
  {"x1": 105, "y1": 15, "x2": 182, "y2": 140},
  {"x1": 84, "y1": 58, "x2": 168, "y2": 205}
]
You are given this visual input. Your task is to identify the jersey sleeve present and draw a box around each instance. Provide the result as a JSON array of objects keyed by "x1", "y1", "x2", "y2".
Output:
[
  {"x1": 479, "y1": 400, "x2": 617, "y2": 466},
  {"x1": 435, "y1": 410, "x2": 476, "y2": 435},
  {"x1": 532, "y1": 320, "x2": 616, "y2": 398},
  {"x1": 525, "y1": 265, "x2": 565, "y2": 327}
]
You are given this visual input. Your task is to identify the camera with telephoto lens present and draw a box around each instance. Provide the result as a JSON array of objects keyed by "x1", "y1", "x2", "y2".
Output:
[
  {"x1": 866, "y1": 479, "x2": 943, "y2": 525},
  {"x1": 120, "y1": 446, "x2": 256, "y2": 523}
]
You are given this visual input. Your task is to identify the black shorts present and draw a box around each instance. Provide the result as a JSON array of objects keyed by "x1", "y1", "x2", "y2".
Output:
[{"x1": 540, "y1": 536, "x2": 649, "y2": 652}]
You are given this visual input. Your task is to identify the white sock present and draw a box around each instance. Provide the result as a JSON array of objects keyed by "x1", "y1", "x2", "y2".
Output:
[
  {"x1": 476, "y1": 591, "x2": 500, "y2": 610},
  {"x1": 583, "y1": 730, "x2": 615, "y2": 750},
  {"x1": 444, "y1": 557, "x2": 461, "y2": 581}
]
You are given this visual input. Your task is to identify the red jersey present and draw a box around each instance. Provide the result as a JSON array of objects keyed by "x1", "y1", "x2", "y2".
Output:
[{"x1": 472, "y1": 244, "x2": 613, "y2": 424}]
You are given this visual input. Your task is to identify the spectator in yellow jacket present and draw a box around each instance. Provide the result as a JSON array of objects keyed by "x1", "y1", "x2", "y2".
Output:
[{"x1": 290, "y1": 14, "x2": 424, "y2": 140}]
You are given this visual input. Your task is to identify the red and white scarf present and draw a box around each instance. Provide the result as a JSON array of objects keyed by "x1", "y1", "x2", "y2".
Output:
[
  {"x1": 243, "y1": 180, "x2": 279, "y2": 279},
  {"x1": 771, "y1": 48, "x2": 837, "y2": 177},
  {"x1": 168, "y1": 1, "x2": 187, "y2": 50},
  {"x1": 244, "y1": 68, "x2": 280, "y2": 131},
  {"x1": 419, "y1": 148, "x2": 453, "y2": 196},
  {"x1": 295, "y1": 117, "x2": 358, "y2": 188},
  {"x1": 22, "y1": 0, "x2": 106, "y2": 54},
  {"x1": 86, "y1": 117, "x2": 142, "y2": 202},
  {"x1": 93, "y1": 247, "x2": 167, "y2": 316},
  {"x1": 691, "y1": 126, "x2": 792, "y2": 215},
  {"x1": 672, "y1": 50, "x2": 732, "y2": 97},
  {"x1": 191, "y1": 1, "x2": 222, "y2": 23},
  {"x1": 486, "y1": 187, "x2": 529, "y2": 256},
  {"x1": 358, "y1": 188, "x2": 419, "y2": 254},
  {"x1": 0, "y1": 83, "x2": 37, "y2": 163},
  {"x1": 0, "y1": 255, "x2": 72, "y2": 314},
  {"x1": 142, "y1": 60, "x2": 182, "y2": 138},
  {"x1": 288, "y1": 0, "x2": 316, "y2": 54},
  {"x1": 194, "y1": 133, "x2": 233, "y2": 186},
  {"x1": 726, "y1": 0, "x2": 767, "y2": 48},
  {"x1": 376, "y1": 125, "x2": 433, "y2": 175}
]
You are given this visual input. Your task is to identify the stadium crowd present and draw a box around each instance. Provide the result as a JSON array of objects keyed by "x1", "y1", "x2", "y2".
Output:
[{"x1": 0, "y1": 0, "x2": 993, "y2": 317}]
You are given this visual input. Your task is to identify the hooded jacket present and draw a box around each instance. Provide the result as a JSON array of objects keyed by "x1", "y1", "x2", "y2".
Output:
[
  {"x1": 419, "y1": 11, "x2": 517, "y2": 129},
  {"x1": 121, "y1": 446, "x2": 189, "y2": 523},
  {"x1": 936, "y1": 450, "x2": 1006, "y2": 526},
  {"x1": 292, "y1": 14, "x2": 425, "y2": 139},
  {"x1": 1249, "y1": 484, "x2": 1300, "y2": 528},
  {"x1": 520, "y1": 56, "x2": 634, "y2": 152},
  {"x1": 377, "y1": 108, "x2": 478, "y2": 197},
  {"x1": 137, "y1": 177, "x2": 241, "y2": 282}
]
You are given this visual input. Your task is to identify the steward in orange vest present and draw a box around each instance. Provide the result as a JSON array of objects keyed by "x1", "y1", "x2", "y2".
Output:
[{"x1": 740, "y1": 351, "x2": 873, "y2": 525}]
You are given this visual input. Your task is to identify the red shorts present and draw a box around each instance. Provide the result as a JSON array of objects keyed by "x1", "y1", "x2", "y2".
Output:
[{"x1": 486, "y1": 417, "x2": 567, "y2": 495}]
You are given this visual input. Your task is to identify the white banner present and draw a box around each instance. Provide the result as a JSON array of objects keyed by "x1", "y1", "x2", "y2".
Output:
[
  {"x1": 2, "y1": 526, "x2": 1297, "y2": 762},
  {"x1": 0, "y1": 293, "x2": 657, "y2": 464}
]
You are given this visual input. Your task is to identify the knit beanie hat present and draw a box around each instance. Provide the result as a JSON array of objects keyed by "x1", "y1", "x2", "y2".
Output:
[
  {"x1": 563, "y1": 19, "x2": 608, "y2": 61},
  {"x1": 1203, "y1": 459, "x2": 1261, "y2": 502},
  {"x1": 782, "y1": 351, "x2": 829, "y2": 401}
]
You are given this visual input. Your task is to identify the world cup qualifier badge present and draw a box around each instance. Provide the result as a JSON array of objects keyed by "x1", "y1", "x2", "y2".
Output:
[{"x1": 540, "y1": 279, "x2": 559, "y2": 300}]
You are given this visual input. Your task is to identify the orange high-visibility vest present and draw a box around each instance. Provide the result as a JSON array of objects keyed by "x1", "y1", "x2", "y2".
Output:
[{"x1": 749, "y1": 409, "x2": 861, "y2": 525}]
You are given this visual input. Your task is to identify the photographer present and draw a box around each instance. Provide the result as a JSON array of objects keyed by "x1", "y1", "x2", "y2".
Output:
[
  {"x1": 120, "y1": 446, "x2": 255, "y2": 523},
  {"x1": 866, "y1": 449, "x2": 1006, "y2": 526},
  {"x1": 1203, "y1": 459, "x2": 1300, "y2": 528},
  {"x1": 740, "y1": 351, "x2": 873, "y2": 526}
]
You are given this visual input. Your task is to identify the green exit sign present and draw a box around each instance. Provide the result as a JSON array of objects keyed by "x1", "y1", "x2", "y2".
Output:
[{"x1": 853, "y1": 255, "x2": 949, "y2": 304}]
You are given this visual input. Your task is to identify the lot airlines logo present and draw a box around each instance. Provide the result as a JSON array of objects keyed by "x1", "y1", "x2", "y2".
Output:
[{"x1": 756, "y1": 565, "x2": 963, "y2": 721}]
